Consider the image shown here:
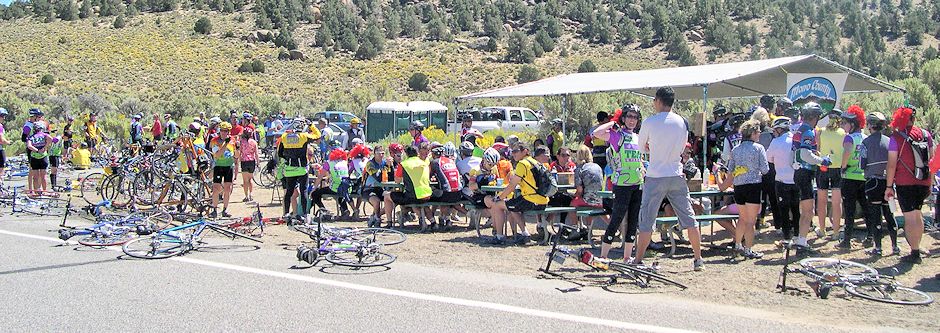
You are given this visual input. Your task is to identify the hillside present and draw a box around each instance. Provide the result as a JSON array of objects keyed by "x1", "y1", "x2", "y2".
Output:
[{"x1": 1, "y1": 0, "x2": 940, "y2": 137}]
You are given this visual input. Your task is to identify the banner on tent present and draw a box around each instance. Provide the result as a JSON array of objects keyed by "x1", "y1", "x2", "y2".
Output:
[{"x1": 786, "y1": 73, "x2": 848, "y2": 112}]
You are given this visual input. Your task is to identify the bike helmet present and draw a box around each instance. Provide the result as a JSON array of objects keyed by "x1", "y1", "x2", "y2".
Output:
[
  {"x1": 712, "y1": 104, "x2": 728, "y2": 118},
  {"x1": 34, "y1": 121, "x2": 47, "y2": 132},
  {"x1": 483, "y1": 147, "x2": 501, "y2": 165},
  {"x1": 772, "y1": 117, "x2": 791, "y2": 130},
  {"x1": 461, "y1": 113, "x2": 473, "y2": 122},
  {"x1": 842, "y1": 105, "x2": 866, "y2": 130},
  {"x1": 459, "y1": 141, "x2": 474, "y2": 156},
  {"x1": 826, "y1": 108, "x2": 843, "y2": 119},
  {"x1": 409, "y1": 120, "x2": 425, "y2": 131},
  {"x1": 867, "y1": 112, "x2": 887, "y2": 128},
  {"x1": 443, "y1": 142, "x2": 457, "y2": 158},
  {"x1": 219, "y1": 122, "x2": 233, "y2": 131},
  {"x1": 133, "y1": 114, "x2": 142, "y2": 120},
  {"x1": 759, "y1": 95, "x2": 775, "y2": 109},
  {"x1": 350, "y1": 117, "x2": 361, "y2": 125},
  {"x1": 784, "y1": 106, "x2": 800, "y2": 120},
  {"x1": 388, "y1": 143, "x2": 404, "y2": 155},
  {"x1": 551, "y1": 118, "x2": 563, "y2": 126},
  {"x1": 776, "y1": 97, "x2": 793, "y2": 109},
  {"x1": 209, "y1": 116, "x2": 222, "y2": 126},
  {"x1": 726, "y1": 113, "x2": 746, "y2": 129},
  {"x1": 800, "y1": 102, "x2": 823, "y2": 118},
  {"x1": 0, "y1": 108, "x2": 7, "y2": 117},
  {"x1": 188, "y1": 122, "x2": 202, "y2": 133},
  {"x1": 29, "y1": 108, "x2": 43, "y2": 117}
]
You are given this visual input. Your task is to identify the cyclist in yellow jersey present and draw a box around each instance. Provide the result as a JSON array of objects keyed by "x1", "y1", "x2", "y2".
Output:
[
  {"x1": 816, "y1": 109, "x2": 846, "y2": 240},
  {"x1": 84, "y1": 113, "x2": 102, "y2": 155},
  {"x1": 489, "y1": 142, "x2": 549, "y2": 245},
  {"x1": 208, "y1": 122, "x2": 239, "y2": 218},
  {"x1": 277, "y1": 119, "x2": 318, "y2": 218}
]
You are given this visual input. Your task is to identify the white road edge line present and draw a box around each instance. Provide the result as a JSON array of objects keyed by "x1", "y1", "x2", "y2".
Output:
[{"x1": 0, "y1": 228, "x2": 700, "y2": 333}]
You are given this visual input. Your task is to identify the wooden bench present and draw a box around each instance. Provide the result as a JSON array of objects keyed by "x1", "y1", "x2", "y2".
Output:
[
  {"x1": 655, "y1": 214, "x2": 737, "y2": 257},
  {"x1": 526, "y1": 207, "x2": 578, "y2": 244},
  {"x1": 400, "y1": 200, "x2": 470, "y2": 231}
]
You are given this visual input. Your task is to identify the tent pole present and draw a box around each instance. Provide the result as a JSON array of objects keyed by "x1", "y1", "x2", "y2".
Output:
[
  {"x1": 561, "y1": 94, "x2": 568, "y2": 134},
  {"x1": 701, "y1": 85, "x2": 709, "y2": 186}
]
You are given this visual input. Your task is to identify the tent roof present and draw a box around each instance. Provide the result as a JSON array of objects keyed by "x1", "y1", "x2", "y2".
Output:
[
  {"x1": 457, "y1": 55, "x2": 903, "y2": 101},
  {"x1": 366, "y1": 101, "x2": 448, "y2": 112}
]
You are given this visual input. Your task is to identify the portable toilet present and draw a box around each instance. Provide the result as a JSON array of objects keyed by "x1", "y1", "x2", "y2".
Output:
[{"x1": 366, "y1": 101, "x2": 448, "y2": 142}]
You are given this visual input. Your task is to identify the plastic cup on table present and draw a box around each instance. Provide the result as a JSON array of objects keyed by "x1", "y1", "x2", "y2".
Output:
[{"x1": 496, "y1": 178, "x2": 504, "y2": 187}]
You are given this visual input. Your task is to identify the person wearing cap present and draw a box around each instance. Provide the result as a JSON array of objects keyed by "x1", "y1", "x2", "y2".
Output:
[
  {"x1": 837, "y1": 105, "x2": 869, "y2": 250},
  {"x1": 862, "y1": 111, "x2": 898, "y2": 255},
  {"x1": 129, "y1": 114, "x2": 144, "y2": 146},
  {"x1": 26, "y1": 121, "x2": 53, "y2": 193},
  {"x1": 546, "y1": 118, "x2": 565, "y2": 160},
  {"x1": 238, "y1": 124, "x2": 259, "y2": 203},
  {"x1": 163, "y1": 114, "x2": 179, "y2": 141},
  {"x1": 346, "y1": 117, "x2": 365, "y2": 150},
  {"x1": 885, "y1": 106, "x2": 933, "y2": 264},
  {"x1": 459, "y1": 114, "x2": 479, "y2": 138},
  {"x1": 151, "y1": 114, "x2": 164, "y2": 142},
  {"x1": 208, "y1": 122, "x2": 240, "y2": 218},
  {"x1": 317, "y1": 118, "x2": 334, "y2": 161},
  {"x1": 767, "y1": 117, "x2": 799, "y2": 244},
  {"x1": 816, "y1": 109, "x2": 846, "y2": 242},
  {"x1": 791, "y1": 102, "x2": 831, "y2": 250},
  {"x1": 0, "y1": 108, "x2": 9, "y2": 183}
]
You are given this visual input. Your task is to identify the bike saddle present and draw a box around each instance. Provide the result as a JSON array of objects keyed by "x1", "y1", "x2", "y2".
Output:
[{"x1": 135, "y1": 225, "x2": 154, "y2": 236}]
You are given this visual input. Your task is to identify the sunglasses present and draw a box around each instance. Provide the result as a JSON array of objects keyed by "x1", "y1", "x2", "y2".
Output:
[
  {"x1": 559, "y1": 153, "x2": 570, "y2": 157},
  {"x1": 623, "y1": 114, "x2": 639, "y2": 119}
]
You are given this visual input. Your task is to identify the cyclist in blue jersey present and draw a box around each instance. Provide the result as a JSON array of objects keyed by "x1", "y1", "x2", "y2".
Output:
[{"x1": 790, "y1": 102, "x2": 831, "y2": 250}]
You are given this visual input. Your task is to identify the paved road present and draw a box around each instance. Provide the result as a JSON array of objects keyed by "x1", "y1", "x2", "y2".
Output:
[{"x1": 0, "y1": 217, "x2": 902, "y2": 333}]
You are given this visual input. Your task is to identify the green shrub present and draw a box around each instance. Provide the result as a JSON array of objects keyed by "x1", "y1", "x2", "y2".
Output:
[
  {"x1": 516, "y1": 65, "x2": 541, "y2": 83},
  {"x1": 237, "y1": 61, "x2": 253, "y2": 73},
  {"x1": 39, "y1": 74, "x2": 55, "y2": 86},
  {"x1": 408, "y1": 73, "x2": 429, "y2": 92},
  {"x1": 194, "y1": 16, "x2": 211, "y2": 35},
  {"x1": 113, "y1": 15, "x2": 126, "y2": 29},
  {"x1": 251, "y1": 59, "x2": 265, "y2": 73},
  {"x1": 577, "y1": 60, "x2": 597, "y2": 73}
]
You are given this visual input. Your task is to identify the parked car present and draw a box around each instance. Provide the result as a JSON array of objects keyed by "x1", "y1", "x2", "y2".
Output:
[
  {"x1": 448, "y1": 106, "x2": 543, "y2": 133},
  {"x1": 313, "y1": 111, "x2": 359, "y2": 133}
]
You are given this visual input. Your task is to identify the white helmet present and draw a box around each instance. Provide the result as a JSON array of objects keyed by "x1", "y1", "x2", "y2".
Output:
[{"x1": 483, "y1": 148, "x2": 501, "y2": 165}]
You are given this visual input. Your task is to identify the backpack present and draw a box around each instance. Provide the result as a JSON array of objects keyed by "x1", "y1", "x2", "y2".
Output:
[
  {"x1": 898, "y1": 128, "x2": 932, "y2": 181},
  {"x1": 524, "y1": 157, "x2": 558, "y2": 197}
]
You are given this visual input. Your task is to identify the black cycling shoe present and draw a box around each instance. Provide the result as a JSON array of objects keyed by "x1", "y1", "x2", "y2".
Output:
[{"x1": 900, "y1": 252, "x2": 923, "y2": 264}]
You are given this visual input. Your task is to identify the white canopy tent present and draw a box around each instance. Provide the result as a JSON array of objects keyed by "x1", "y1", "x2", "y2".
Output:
[
  {"x1": 456, "y1": 54, "x2": 904, "y2": 181},
  {"x1": 457, "y1": 54, "x2": 902, "y2": 101}
]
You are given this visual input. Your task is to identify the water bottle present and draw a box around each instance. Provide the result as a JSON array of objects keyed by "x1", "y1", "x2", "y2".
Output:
[{"x1": 701, "y1": 197, "x2": 713, "y2": 215}]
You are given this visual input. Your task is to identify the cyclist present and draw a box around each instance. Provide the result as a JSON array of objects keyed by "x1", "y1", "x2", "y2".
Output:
[
  {"x1": 26, "y1": 122, "x2": 53, "y2": 193},
  {"x1": 129, "y1": 114, "x2": 144, "y2": 147},
  {"x1": 546, "y1": 118, "x2": 565, "y2": 160},
  {"x1": 592, "y1": 104, "x2": 646, "y2": 262},
  {"x1": 429, "y1": 143, "x2": 465, "y2": 229},
  {"x1": 277, "y1": 118, "x2": 318, "y2": 219},
  {"x1": 383, "y1": 145, "x2": 433, "y2": 227},
  {"x1": 83, "y1": 111, "x2": 101, "y2": 154},
  {"x1": 346, "y1": 117, "x2": 365, "y2": 149},
  {"x1": 861, "y1": 112, "x2": 898, "y2": 255},
  {"x1": 719, "y1": 119, "x2": 769, "y2": 259},
  {"x1": 816, "y1": 109, "x2": 846, "y2": 241},
  {"x1": 885, "y1": 106, "x2": 933, "y2": 264},
  {"x1": 48, "y1": 128, "x2": 64, "y2": 190},
  {"x1": 150, "y1": 114, "x2": 163, "y2": 142},
  {"x1": 409, "y1": 121, "x2": 428, "y2": 148},
  {"x1": 22, "y1": 108, "x2": 41, "y2": 143},
  {"x1": 208, "y1": 122, "x2": 239, "y2": 218},
  {"x1": 0, "y1": 108, "x2": 8, "y2": 184},
  {"x1": 238, "y1": 127, "x2": 259, "y2": 203},
  {"x1": 489, "y1": 142, "x2": 549, "y2": 245},
  {"x1": 164, "y1": 114, "x2": 179, "y2": 142},
  {"x1": 311, "y1": 148, "x2": 352, "y2": 217},
  {"x1": 362, "y1": 145, "x2": 393, "y2": 227},
  {"x1": 838, "y1": 106, "x2": 868, "y2": 249},
  {"x1": 792, "y1": 102, "x2": 830, "y2": 250},
  {"x1": 767, "y1": 117, "x2": 799, "y2": 243}
]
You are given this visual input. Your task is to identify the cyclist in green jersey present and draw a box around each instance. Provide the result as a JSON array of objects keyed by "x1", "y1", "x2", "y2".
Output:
[{"x1": 838, "y1": 106, "x2": 869, "y2": 249}]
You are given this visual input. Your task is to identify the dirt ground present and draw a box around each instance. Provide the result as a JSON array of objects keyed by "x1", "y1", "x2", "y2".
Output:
[{"x1": 81, "y1": 177, "x2": 940, "y2": 331}]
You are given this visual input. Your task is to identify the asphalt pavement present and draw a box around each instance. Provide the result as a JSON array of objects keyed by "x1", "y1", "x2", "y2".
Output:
[{"x1": 0, "y1": 216, "x2": 907, "y2": 333}]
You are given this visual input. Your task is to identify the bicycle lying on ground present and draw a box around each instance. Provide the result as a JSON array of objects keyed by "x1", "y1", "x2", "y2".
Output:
[
  {"x1": 58, "y1": 201, "x2": 174, "y2": 247},
  {"x1": 542, "y1": 224, "x2": 687, "y2": 290},
  {"x1": 777, "y1": 246, "x2": 933, "y2": 305},
  {"x1": 122, "y1": 214, "x2": 263, "y2": 259},
  {"x1": 290, "y1": 210, "x2": 405, "y2": 268}
]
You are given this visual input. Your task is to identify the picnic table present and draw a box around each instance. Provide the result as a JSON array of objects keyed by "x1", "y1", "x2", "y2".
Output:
[{"x1": 480, "y1": 184, "x2": 575, "y2": 193}]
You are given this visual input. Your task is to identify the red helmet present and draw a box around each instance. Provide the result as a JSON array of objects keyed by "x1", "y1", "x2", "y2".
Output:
[{"x1": 388, "y1": 143, "x2": 404, "y2": 154}]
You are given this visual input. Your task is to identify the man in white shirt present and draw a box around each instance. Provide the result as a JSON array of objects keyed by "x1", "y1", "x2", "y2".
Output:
[
  {"x1": 634, "y1": 87, "x2": 704, "y2": 271},
  {"x1": 767, "y1": 118, "x2": 799, "y2": 243}
]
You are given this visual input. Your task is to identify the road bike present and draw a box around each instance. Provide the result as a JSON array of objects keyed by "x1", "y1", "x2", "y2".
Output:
[
  {"x1": 211, "y1": 203, "x2": 265, "y2": 237},
  {"x1": 122, "y1": 216, "x2": 262, "y2": 259},
  {"x1": 291, "y1": 210, "x2": 405, "y2": 267},
  {"x1": 542, "y1": 224, "x2": 688, "y2": 290},
  {"x1": 777, "y1": 247, "x2": 933, "y2": 305}
]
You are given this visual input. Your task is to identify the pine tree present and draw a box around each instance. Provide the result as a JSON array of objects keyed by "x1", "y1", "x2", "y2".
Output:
[
  {"x1": 385, "y1": 10, "x2": 401, "y2": 39},
  {"x1": 79, "y1": 0, "x2": 92, "y2": 19},
  {"x1": 505, "y1": 31, "x2": 533, "y2": 63},
  {"x1": 112, "y1": 15, "x2": 125, "y2": 29},
  {"x1": 364, "y1": 19, "x2": 385, "y2": 53},
  {"x1": 534, "y1": 29, "x2": 555, "y2": 52}
]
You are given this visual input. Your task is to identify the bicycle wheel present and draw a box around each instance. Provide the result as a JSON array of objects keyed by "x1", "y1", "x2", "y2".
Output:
[
  {"x1": 609, "y1": 262, "x2": 689, "y2": 290},
  {"x1": 22, "y1": 197, "x2": 68, "y2": 216},
  {"x1": 326, "y1": 249, "x2": 396, "y2": 267},
  {"x1": 346, "y1": 228, "x2": 406, "y2": 246},
  {"x1": 183, "y1": 179, "x2": 211, "y2": 213},
  {"x1": 799, "y1": 258, "x2": 878, "y2": 278},
  {"x1": 101, "y1": 175, "x2": 134, "y2": 208},
  {"x1": 131, "y1": 170, "x2": 166, "y2": 206},
  {"x1": 122, "y1": 235, "x2": 190, "y2": 259},
  {"x1": 846, "y1": 283, "x2": 934, "y2": 305},
  {"x1": 79, "y1": 172, "x2": 106, "y2": 205},
  {"x1": 78, "y1": 229, "x2": 134, "y2": 247},
  {"x1": 253, "y1": 160, "x2": 277, "y2": 188}
]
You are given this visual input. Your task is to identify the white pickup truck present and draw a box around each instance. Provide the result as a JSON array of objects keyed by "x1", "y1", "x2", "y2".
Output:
[{"x1": 448, "y1": 106, "x2": 543, "y2": 133}]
